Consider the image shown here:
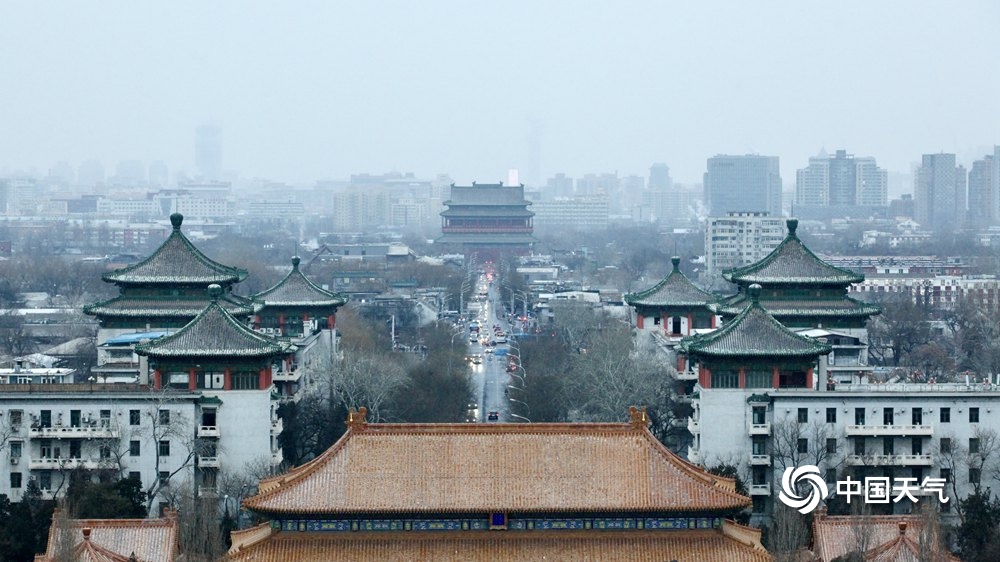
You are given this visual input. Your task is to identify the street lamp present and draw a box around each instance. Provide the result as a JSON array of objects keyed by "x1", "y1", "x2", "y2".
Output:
[{"x1": 509, "y1": 413, "x2": 532, "y2": 423}]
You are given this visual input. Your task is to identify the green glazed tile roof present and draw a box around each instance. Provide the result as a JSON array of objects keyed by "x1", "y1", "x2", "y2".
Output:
[
  {"x1": 723, "y1": 219, "x2": 863, "y2": 285},
  {"x1": 84, "y1": 292, "x2": 255, "y2": 319},
  {"x1": 440, "y1": 207, "x2": 535, "y2": 218},
  {"x1": 435, "y1": 233, "x2": 538, "y2": 244},
  {"x1": 253, "y1": 256, "x2": 348, "y2": 308},
  {"x1": 135, "y1": 286, "x2": 292, "y2": 359},
  {"x1": 680, "y1": 285, "x2": 832, "y2": 359},
  {"x1": 713, "y1": 293, "x2": 881, "y2": 319},
  {"x1": 102, "y1": 213, "x2": 248, "y2": 285},
  {"x1": 625, "y1": 257, "x2": 718, "y2": 308}
]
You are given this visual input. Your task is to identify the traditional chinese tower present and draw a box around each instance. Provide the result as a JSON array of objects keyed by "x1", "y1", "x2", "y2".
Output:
[
  {"x1": 714, "y1": 218, "x2": 880, "y2": 335},
  {"x1": 437, "y1": 182, "x2": 536, "y2": 260},
  {"x1": 84, "y1": 213, "x2": 253, "y2": 340},
  {"x1": 625, "y1": 256, "x2": 718, "y2": 339},
  {"x1": 135, "y1": 284, "x2": 294, "y2": 487},
  {"x1": 251, "y1": 256, "x2": 347, "y2": 338},
  {"x1": 680, "y1": 285, "x2": 832, "y2": 392}
]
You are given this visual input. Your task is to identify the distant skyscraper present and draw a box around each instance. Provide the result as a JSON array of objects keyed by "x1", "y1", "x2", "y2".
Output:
[
  {"x1": 545, "y1": 173, "x2": 574, "y2": 199},
  {"x1": 196, "y1": 124, "x2": 223, "y2": 181},
  {"x1": 915, "y1": 153, "x2": 967, "y2": 232},
  {"x1": 703, "y1": 155, "x2": 782, "y2": 216},
  {"x1": 968, "y1": 147, "x2": 999, "y2": 228},
  {"x1": 77, "y1": 160, "x2": 105, "y2": 188},
  {"x1": 649, "y1": 163, "x2": 673, "y2": 190},
  {"x1": 113, "y1": 160, "x2": 146, "y2": 187},
  {"x1": 148, "y1": 160, "x2": 169, "y2": 188},
  {"x1": 795, "y1": 149, "x2": 887, "y2": 208}
]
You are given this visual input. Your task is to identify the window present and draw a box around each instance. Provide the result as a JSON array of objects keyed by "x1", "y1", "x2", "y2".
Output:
[
  {"x1": 70, "y1": 409, "x2": 81, "y2": 427},
  {"x1": 710, "y1": 371, "x2": 739, "y2": 388},
  {"x1": 751, "y1": 407, "x2": 766, "y2": 425},
  {"x1": 912, "y1": 407, "x2": 922, "y2": 426},
  {"x1": 232, "y1": 372, "x2": 258, "y2": 390},
  {"x1": 40, "y1": 439, "x2": 52, "y2": 459},
  {"x1": 69, "y1": 440, "x2": 82, "y2": 459},
  {"x1": 827, "y1": 438, "x2": 838, "y2": 454},
  {"x1": 158, "y1": 440, "x2": 170, "y2": 456},
  {"x1": 130, "y1": 440, "x2": 140, "y2": 456},
  {"x1": 745, "y1": 371, "x2": 771, "y2": 388},
  {"x1": 798, "y1": 408, "x2": 809, "y2": 423},
  {"x1": 752, "y1": 436, "x2": 766, "y2": 455},
  {"x1": 826, "y1": 408, "x2": 837, "y2": 424},
  {"x1": 970, "y1": 468, "x2": 981, "y2": 484},
  {"x1": 100, "y1": 445, "x2": 111, "y2": 459},
  {"x1": 158, "y1": 471, "x2": 170, "y2": 485},
  {"x1": 883, "y1": 408, "x2": 894, "y2": 426},
  {"x1": 912, "y1": 438, "x2": 923, "y2": 455},
  {"x1": 752, "y1": 497, "x2": 766, "y2": 513},
  {"x1": 10, "y1": 409, "x2": 23, "y2": 427},
  {"x1": 826, "y1": 468, "x2": 837, "y2": 484},
  {"x1": 940, "y1": 408, "x2": 951, "y2": 423},
  {"x1": 940, "y1": 438, "x2": 952, "y2": 454},
  {"x1": 752, "y1": 466, "x2": 767, "y2": 485},
  {"x1": 40, "y1": 410, "x2": 52, "y2": 428},
  {"x1": 855, "y1": 408, "x2": 866, "y2": 426},
  {"x1": 883, "y1": 437, "x2": 894, "y2": 455},
  {"x1": 158, "y1": 410, "x2": 170, "y2": 425},
  {"x1": 970, "y1": 408, "x2": 980, "y2": 423},
  {"x1": 10, "y1": 441, "x2": 22, "y2": 458},
  {"x1": 128, "y1": 472, "x2": 141, "y2": 481},
  {"x1": 100, "y1": 410, "x2": 111, "y2": 426},
  {"x1": 130, "y1": 410, "x2": 140, "y2": 426},
  {"x1": 970, "y1": 438, "x2": 980, "y2": 455},
  {"x1": 39, "y1": 472, "x2": 52, "y2": 490},
  {"x1": 10, "y1": 473, "x2": 22, "y2": 488},
  {"x1": 797, "y1": 438, "x2": 808, "y2": 454},
  {"x1": 941, "y1": 468, "x2": 952, "y2": 483}
]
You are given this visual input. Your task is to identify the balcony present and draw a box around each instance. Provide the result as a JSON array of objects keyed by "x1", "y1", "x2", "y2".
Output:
[
  {"x1": 271, "y1": 450, "x2": 284, "y2": 466},
  {"x1": 270, "y1": 418, "x2": 284, "y2": 435},
  {"x1": 198, "y1": 486, "x2": 219, "y2": 497},
  {"x1": 687, "y1": 446, "x2": 702, "y2": 465},
  {"x1": 687, "y1": 418, "x2": 701, "y2": 434},
  {"x1": 845, "y1": 425, "x2": 933, "y2": 437},
  {"x1": 846, "y1": 454, "x2": 934, "y2": 466},
  {"x1": 272, "y1": 370, "x2": 302, "y2": 382},
  {"x1": 28, "y1": 457, "x2": 102, "y2": 470},
  {"x1": 749, "y1": 483, "x2": 771, "y2": 495},
  {"x1": 197, "y1": 425, "x2": 221, "y2": 438},
  {"x1": 749, "y1": 423, "x2": 771, "y2": 436},
  {"x1": 198, "y1": 456, "x2": 221, "y2": 468},
  {"x1": 675, "y1": 370, "x2": 699, "y2": 381},
  {"x1": 29, "y1": 425, "x2": 119, "y2": 439},
  {"x1": 750, "y1": 454, "x2": 771, "y2": 466}
]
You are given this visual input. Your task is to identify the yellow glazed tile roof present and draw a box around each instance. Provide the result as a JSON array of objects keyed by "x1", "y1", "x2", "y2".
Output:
[{"x1": 35, "y1": 514, "x2": 178, "y2": 562}]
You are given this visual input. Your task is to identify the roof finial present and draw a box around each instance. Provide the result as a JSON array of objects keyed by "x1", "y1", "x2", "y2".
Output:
[
  {"x1": 82, "y1": 528, "x2": 92, "y2": 541},
  {"x1": 170, "y1": 212, "x2": 184, "y2": 230},
  {"x1": 898, "y1": 521, "x2": 907, "y2": 535},
  {"x1": 207, "y1": 284, "x2": 222, "y2": 301},
  {"x1": 291, "y1": 256, "x2": 301, "y2": 270},
  {"x1": 628, "y1": 406, "x2": 649, "y2": 429},
  {"x1": 347, "y1": 406, "x2": 368, "y2": 431},
  {"x1": 748, "y1": 283, "x2": 762, "y2": 305},
  {"x1": 671, "y1": 256, "x2": 680, "y2": 272},
  {"x1": 786, "y1": 218, "x2": 798, "y2": 236}
]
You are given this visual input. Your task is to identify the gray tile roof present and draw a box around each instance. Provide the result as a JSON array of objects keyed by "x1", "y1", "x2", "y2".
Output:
[
  {"x1": 441, "y1": 207, "x2": 535, "y2": 217},
  {"x1": 102, "y1": 213, "x2": 248, "y2": 285},
  {"x1": 681, "y1": 285, "x2": 832, "y2": 359},
  {"x1": 435, "y1": 233, "x2": 538, "y2": 244},
  {"x1": 135, "y1": 286, "x2": 292, "y2": 359},
  {"x1": 723, "y1": 219, "x2": 863, "y2": 285},
  {"x1": 84, "y1": 293, "x2": 255, "y2": 319},
  {"x1": 253, "y1": 257, "x2": 348, "y2": 308},
  {"x1": 444, "y1": 183, "x2": 532, "y2": 206},
  {"x1": 625, "y1": 257, "x2": 718, "y2": 308},
  {"x1": 713, "y1": 294, "x2": 881, "y2": 319}
]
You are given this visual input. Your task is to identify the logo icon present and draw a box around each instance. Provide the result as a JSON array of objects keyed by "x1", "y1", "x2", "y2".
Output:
[{"x1": 778, "y1": 465, "x2": 828, "y2": 514}]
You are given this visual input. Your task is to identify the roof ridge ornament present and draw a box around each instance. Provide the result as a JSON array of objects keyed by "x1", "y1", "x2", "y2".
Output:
[
  {"x1": 748, "y1": 283, "x2": 762, "y2": 306},
  {"x1": 170, "y1": 212, "x2": 183, "y2": 231},
  {"x1": 207, "y1": 283, "x2": 222, "y2": 302},
  {"x1": 291, "y1": 256, "x2": 301, "y2": 270},
  {"x1": 786, "y1": 218, "x2": 798, "y2": 237},
  {"x1": 628, "y1": 406, "x2": 649, "y2": 429},
  {"x1": 671, "y1": 256, "x2": 680, "y2": 272},
  {"x1": 347, "y1": 406, "x2": 368, "y2": 431}
]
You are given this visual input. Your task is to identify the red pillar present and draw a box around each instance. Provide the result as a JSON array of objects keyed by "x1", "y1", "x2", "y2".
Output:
[
  {"x1": 188, "y1": 368, "x2": 197, "y2": 391},
  {"x1": 637, "y1": 315, "x2": 644, "y2": 329},
  {"x1": 806, "y1": 368, "x2": 814, "y2": 389},
  {"x1": 223, "y1": 367, "x2": 232, "y2": 390},
  {"x1": 677, "y1": 355, "x2": 685, "y2": 372},
  {"x1": 153, "y1": 369, "x2": 161, "y2": 390},
  {"x1": 699, "y1": 366, "x2": 711, "y2": 388},
  {"x1": 710, "y1": 315, "x2": 717, "y2": 328},
  {"x1": 259, "y1": 367, "x2": 271, "y2": 390},
  {"x1": 329, "y1": 314, "x2": 336, "y2": 329},
  {"x1": 738, "y1": 368, "x2": 746, "y2": 389},
  {"x1": 687, "y1": 313, "x2": 694, "y2": 335},
  {"x1": 772, "y1": 367, "x2": 780, "y2": 389}
]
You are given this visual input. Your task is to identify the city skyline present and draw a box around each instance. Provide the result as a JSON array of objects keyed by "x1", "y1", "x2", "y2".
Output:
[{"x1": 1, "y1": 1, "x2": 997, "y2": 187}]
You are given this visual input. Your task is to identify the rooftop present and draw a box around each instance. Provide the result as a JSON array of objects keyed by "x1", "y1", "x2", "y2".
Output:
[
  {"x1": 35, "y1": 512, "x2": 178, "y2": 562},
  {"x1": 625, "y1": 256, "x2": 718, "y2": 309},
  {"x1": 101, "y1": 213, "x2": 247, "y2": 286},
  {"x1": 723, "y1": 219, "x2": 864, "y2": 286},
  {"x1": 252, "y1": 256, "x2": 347, "y2": 309},
  {"x1": 244, "y1": 407, "x2": 750, "y2": 516}
]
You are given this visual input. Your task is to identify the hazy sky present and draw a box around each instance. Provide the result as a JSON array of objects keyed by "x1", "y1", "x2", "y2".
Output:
[{"x1": 1, "y1": 1, "x2": 998, "y2": 187}]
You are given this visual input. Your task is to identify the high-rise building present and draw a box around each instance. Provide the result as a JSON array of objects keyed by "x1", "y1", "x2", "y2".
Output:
[
  {"x1": 914, "y1": 153, "x2": 967, "y2": 232},
  {"x1": 195, "y1": 124, "x2": 223, "y2": 181},
  {"x1": 704, "y1": 155, "x2": 782, "y2": 216},
  {"x1": 648, "y1": 163, "x2": 673, "y2": 190},
  {"x1": 703, "y1": 211, "x2": 786, "y2": 281},
  {"x1": 795, "y1": 149, "x2": 887, "y2": 208},
  {"x1": 967, "y1": 146, "x2": 1000, "y2": 229},
  {"x1": 545, "y1": 173, "x2": 574, "y2": 198}
]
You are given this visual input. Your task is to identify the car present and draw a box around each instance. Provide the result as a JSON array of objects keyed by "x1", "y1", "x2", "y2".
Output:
[
  {"x1": 472, "y1": 355, "x2": 483, "y2": 364},
  {"x1": 469, "y1": 335, "x2": 479, "y2": 343},
  {"x1": 495, "y1": 336, "x2": 507, "y2": 344},
  {"x1": 487, "y1": 411, "x2": 500, "y2": 421},
  {"x1": 484, "y1": 348, "x2": 494, "y2": 354}
]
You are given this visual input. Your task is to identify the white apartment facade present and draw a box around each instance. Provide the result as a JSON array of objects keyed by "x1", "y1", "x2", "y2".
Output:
[{"x1": 704, "y1": 212, "x2": 786, "y2": 279}]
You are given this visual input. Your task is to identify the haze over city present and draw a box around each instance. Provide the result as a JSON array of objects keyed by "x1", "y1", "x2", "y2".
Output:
[{"x1": 2, "y1": 0, "x2": 998, "y2": 189}]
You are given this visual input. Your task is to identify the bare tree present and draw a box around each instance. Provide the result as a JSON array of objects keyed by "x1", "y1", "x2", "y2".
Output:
[
  {"x1": 770, "y1": 417, "x2": 843, "y2": 473},
  {"x1": 313, "y1": 350, "x2": 408, "y2": 423},
  {"x1": 141, "y1": 389, "x2": 206, "y2": 511},
  {"x1": 766, "y1": 502, "x2": 811, "y2": 562}
]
